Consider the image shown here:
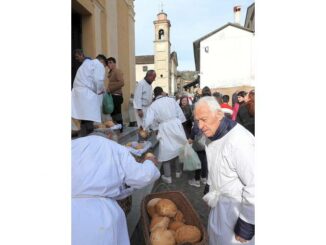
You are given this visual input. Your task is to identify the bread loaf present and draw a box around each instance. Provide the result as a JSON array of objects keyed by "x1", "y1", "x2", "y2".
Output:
[
  {"x1": 96, "y1": 124, "x2": 106, "y2": 129},
  {"x1": 135, "y1": 144, "x2": 143, "y2": 150},
  {"x1": 174, "y1": 210, "x2": 185, "y2": 223},
  {"x1": 175, "y1": 225, "x2": 201, "y2": 244},
  {"x1": 147, "y1": 198, "x2": 162, "y2": 218},
  {"x1": 150, "y1": 228, "x2": 176, "y2": 245},
  {"x1": 139, "y1": 129, "x2": 148, "y2": 138},
  {"x1": 145, "y1": 152, "x2": 155, "y2": 158},
  {"x1": 155, "y1": 199, "x2": 178, "y2": 218},
  {"x1": 150, "y1": 216, "x2": 170, "y2": 232},
  {"x1": 168, "y1": 221, "x2": 185, "y2": 232},
  {"x1": 104, "y1": 120, "x2": 114, "y2": 127}
]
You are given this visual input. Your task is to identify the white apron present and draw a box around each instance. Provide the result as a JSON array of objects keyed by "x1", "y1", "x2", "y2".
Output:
[
  {"x1": 156, "y1": 118, "x2": 188, "y2": 162},
  {"x1": 143, "y1": 96, "x2": 187, "y2": 162},
  {"x1": 72, "y1": 135, "x2": 160, "y2": 245},
  {"x1": 133, "y1": 79, "x2": 153, "y2": 127},
  {"x1": 71, "y1": 59, "x2": 105, "y2": 123},
  {"x1": 128, "y1": 98, "x2": 136, "y2": 122},
  {"x1": 203, "y1": 124, "x2": 255, "y2": 245},
  {"x1": 134, "y1": 106, "x2": 149, "y2": 128},
  {"x1": 71, "y1": 87, "x2": 103, "y2": 123},
  {"x1": 72, "y1": 197, "x2": 129, "y2": 245}
]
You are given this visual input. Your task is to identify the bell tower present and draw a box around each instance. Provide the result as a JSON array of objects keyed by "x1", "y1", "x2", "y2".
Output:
[{"x1": 154, "y1": 10, "x2": 171, "y2": 94}]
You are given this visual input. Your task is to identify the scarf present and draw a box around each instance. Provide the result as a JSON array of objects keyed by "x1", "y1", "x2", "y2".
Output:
[{"x1": 208, "y1": 117, "x2": 237, "y2": 141}]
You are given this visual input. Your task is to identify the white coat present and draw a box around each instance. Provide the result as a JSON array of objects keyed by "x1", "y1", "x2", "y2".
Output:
[
  {"x1": 128, "y1": 97, "x2": 136, "y2": 122},
  {"x1": 133, "y1": 79, "x2": 153, "y2": 127},
  {"x1": 143, "y1": 96, "x2": 188, "y2": 162},
  {"x1": 203, "y1": 124, "x2": 255, "y2": 245},
  {"x1": 71, "y1": 59, "x2": 105, "y2": 123},
  {"x1": 72, "y1": 135, "x2": 160, "y2": 245}
]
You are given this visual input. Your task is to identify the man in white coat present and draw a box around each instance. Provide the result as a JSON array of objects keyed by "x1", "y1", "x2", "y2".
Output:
[
  {"x1": 71, "y1": 55, "x2": 107, "y2": 135},
  {"x1": 133, "y1": 70, "x2": 156, "y2": 127},
  {"x1": 194, "y1": 96, "x2": 255, "y2": 245},
  {"x1": 72, "y1": 132, "x2": 160, "y2": 245},
  {"x1": 143, "y1": 86, "x2": 188, "y2": 184}
]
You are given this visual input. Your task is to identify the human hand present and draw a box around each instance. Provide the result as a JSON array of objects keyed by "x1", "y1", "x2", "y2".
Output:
[
  {"x1": 143, "y1": 154, "x2": 158, "y2": 165},
  {"x1": 235, "y1": 235, "x2": 247, "y2": 243},
  {"x1": 188, "y1": 139, "x2": 193, "y2": 144}
]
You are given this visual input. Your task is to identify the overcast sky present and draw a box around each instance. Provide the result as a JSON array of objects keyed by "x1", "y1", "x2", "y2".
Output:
[{"x1": 135, "y1": 0, "x2": 254, "y2": 71}]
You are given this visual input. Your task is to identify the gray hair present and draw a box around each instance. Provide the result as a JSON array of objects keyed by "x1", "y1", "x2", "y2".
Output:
[{"x1": 194, "y1": 96, "x2": 222, "y2": 113}]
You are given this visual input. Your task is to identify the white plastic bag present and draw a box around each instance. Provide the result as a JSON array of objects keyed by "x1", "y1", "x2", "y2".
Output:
[{"x1": 179, "y1": 143, "x2": 201, "y2": 171}]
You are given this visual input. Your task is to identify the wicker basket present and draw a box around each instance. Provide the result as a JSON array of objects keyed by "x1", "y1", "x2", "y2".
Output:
[{"x1": 141, "y1": 191, "x2": 208, "y2": 245}]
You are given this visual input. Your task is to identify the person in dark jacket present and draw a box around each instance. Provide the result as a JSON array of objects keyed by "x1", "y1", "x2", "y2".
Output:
[
  {"x1": 179, "y1": 95, "x2": 193, "y2": 138},
  {"x1": 236, "y1": 90, "x2": 255, "y2": 135}
]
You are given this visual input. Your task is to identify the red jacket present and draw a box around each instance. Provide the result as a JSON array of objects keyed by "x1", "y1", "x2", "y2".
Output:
[{"x1": 221, "y1": 103, "x2": 233, "y2": 115}]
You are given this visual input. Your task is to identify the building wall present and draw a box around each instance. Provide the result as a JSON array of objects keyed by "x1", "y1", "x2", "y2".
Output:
[
  {"x1": 200, "y1": 26, "x2": 254, "y2": 89},
  {"x1": 72, "y1": 0, "x2": 136, "y2": 123},
  {"x1": 135, "y1": 63, "x2": 155, "y2": 82}
]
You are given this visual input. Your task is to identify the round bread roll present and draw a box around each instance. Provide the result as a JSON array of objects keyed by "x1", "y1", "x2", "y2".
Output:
[
  {"x1": 168, "y1": 221, "x2": 185, "y2": 232},
  {"x1": 145, "y1": 152, "x2": 155, "y2": 158},
  {"x1": 140, "y1": 129, "x2": 148, "y2": 137},
  {"x1": 147, "y1": 198, "x2": 162, "y2": 218},
  {"x1": 104, "y1": 120, "x2": 114, "y2": 127},
  {"x1": 174, "y1": 210, "x2": 185, "y2": 223},
  {"x1": 175, "y1": 225, "x2": 201, "y2": 244},
  {"x1": 126, "y1": 142, "x2": 132, "y2": 147},
  {"x1": 150, "y1": 216, "x2": 170, "y2": 232},
  {"x1": 155, "y1": 199, "x2": 178, "y2": 218},
  {"x1": 169, "y1": 229, "x2": 176, "y2": 237},
  {"x1": 150, "y1": 228, "x2": 176, "y2": 245},
  {"x1": 96, "y1": 124, "x2": 106, "y2": 129},
  {"x1": 135, "y1": 144, "x2": 143, "y2": 149}
]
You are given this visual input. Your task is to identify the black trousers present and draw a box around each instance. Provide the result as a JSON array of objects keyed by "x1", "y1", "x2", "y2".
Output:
[{"x1": 111, "y1": 94, "x2": 124, "y2": 130}]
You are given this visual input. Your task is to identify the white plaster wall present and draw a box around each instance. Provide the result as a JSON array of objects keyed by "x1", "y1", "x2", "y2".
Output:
[
  {"x1": 200, "y1": 26, "x2": 254, "y2": 88},
  {"x1": 135, "y1": 63, "x2": 155, "y2": 82}
]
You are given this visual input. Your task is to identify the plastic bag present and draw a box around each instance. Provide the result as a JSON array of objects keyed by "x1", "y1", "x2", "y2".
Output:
[
  {"x1": 102, "y1": 92, "x2": 114, "y2": 114},
  {"x1": 179, "y1": 143, "x2": 201, "y2": 171}
]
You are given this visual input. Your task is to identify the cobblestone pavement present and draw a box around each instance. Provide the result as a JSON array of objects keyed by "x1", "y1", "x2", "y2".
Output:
[{"x1": 130, "y1": 163, "x2": 210, "y2": 244}]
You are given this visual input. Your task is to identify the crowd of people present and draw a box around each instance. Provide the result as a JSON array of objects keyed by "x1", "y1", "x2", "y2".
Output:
[{"x1": 71, "y1": 49, "x2": 255, "y2": 245}]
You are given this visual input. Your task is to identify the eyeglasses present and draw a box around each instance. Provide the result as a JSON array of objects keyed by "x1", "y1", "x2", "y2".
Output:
[{"x1": 107, "y1": 61, "x2": 114, "y2": 64}]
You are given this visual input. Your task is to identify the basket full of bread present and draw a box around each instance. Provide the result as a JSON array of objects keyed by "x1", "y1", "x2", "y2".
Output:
[{"x1": 141, "y1": 191, "x2": 208, "y2": 245}]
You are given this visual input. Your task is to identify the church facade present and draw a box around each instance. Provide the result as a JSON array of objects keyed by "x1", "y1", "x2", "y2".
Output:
[{"x1": 135, "y1": 11, "x2": 178, "y2": 95}]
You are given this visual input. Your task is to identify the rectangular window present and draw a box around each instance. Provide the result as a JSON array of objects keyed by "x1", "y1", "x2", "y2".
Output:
[{"x1": 143, "y1": 66, "x2": 148, "y2": 72}]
